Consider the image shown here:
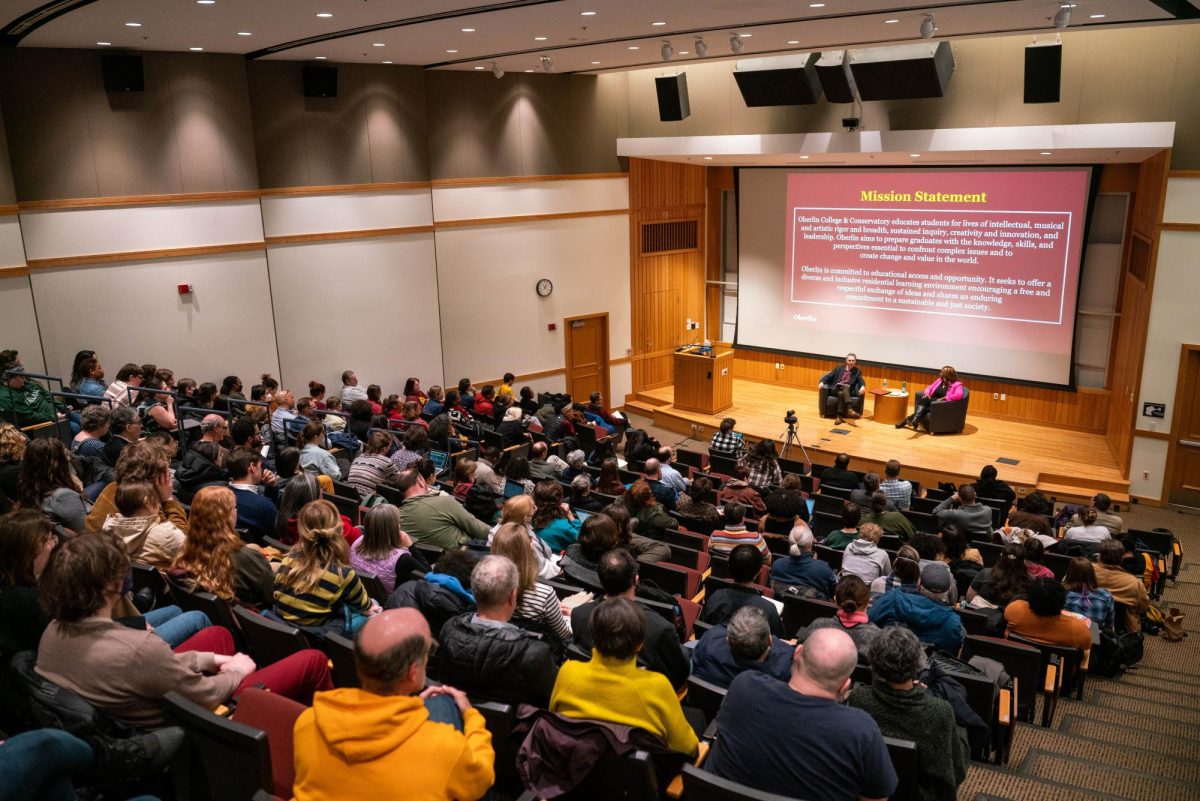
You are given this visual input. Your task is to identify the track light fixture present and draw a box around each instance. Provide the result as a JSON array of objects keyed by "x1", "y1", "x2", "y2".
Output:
[
  {"x1": 491, "y1": 62, "x2": 504, "y2": 78},
  {"x1": 730, "y1": 33, "x2": 744, "y2": 54},
  {"x1": 695, "y1": 37, "x2": 708, "y2": 57},
  {"x1": 661, "y1": 41, "x2": 674, "y2": 61},
  {"x1": 1053, "y1": 4, "x2": 1071, "y2": 29},
  {"x1": 540, "y1": 55, "x2": 553, "y2": 72},
  {"x1": 920, "y1": 14, "x2": 936, "y2": 39}
]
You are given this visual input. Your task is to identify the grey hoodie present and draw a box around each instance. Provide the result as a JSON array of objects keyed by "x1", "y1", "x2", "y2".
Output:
[
  {"x1": 102, "y1": 513, "x2": 186, "y2": 570},
  {"x1": 841, "y1": 538, "x2": 892, "y2": 584}
]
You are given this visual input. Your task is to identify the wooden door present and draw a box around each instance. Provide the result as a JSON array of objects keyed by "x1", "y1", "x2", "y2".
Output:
[
  {"x1": 565, "y1": 314, "x2": 609, "y2": 404},
  {"x1": 1167, "y1": 346, "x2": 1200, "y2": 508}
]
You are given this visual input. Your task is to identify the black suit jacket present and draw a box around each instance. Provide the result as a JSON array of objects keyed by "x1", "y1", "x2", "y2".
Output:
[{"x1": 819, "y1": 364, "x2": 865, "y2": 396}]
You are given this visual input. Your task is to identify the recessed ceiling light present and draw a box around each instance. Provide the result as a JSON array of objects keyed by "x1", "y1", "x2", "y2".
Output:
[
  {"x1": 884, "y1": 18, "x2": 899, "y2": 24},
  {"x1": 237, "y1": 31, "x2": 252, "y2": 36},
  {"x1": 125, "y1": 21, "x2": 141, "y2": 27},
  {"x1": 800, "y1": 155, "x2": 810, "y2": 159},
  {"x1": 461, "y1": 27, "x2": 475, "y2": 32},
  {"x1": 189, "y1": 46, "x2": 203, "y2": 51},
  {"x1": 810, "y1": 2, "x2": 825, "y2": 6},
  {"x1": 525, "y1": 68, "x2": 535, "y2": 72},
  {"x1": 651, "y1": 21, "x2": 666, "y2": 26},
  {"x1": 628, "y1": 45, "x2": 640, "y2": 50},
  {"x1": 704, "y1": 156, "x2": 713, "y2": 160},
  {"x1": 534, "y1": 36, "x2": 547, "y2": 41},
  {"x1": 1041, "y1": 151, "x2": 1053, "y2": 155},
  {"x1": 97, "y1": 41, "x2": 111, "y2": 46},
  {"x1": 591, "y1": 60, "x2": 601, "y2": 64},
  {"x1": 739, "y1": 33, "x2": 752, "y2": 37},
  {"x1": 373, "y1": 43, "x2": 385, "y2": 47},
  {"x1": 787, "y1": 40, "x2": 800, "y2": 44},
  {"x1": 315, "y1": 12, "x2": 333, "y2": 18},
  {"x1": 197, "y1": 0, "x2": 215, "y2": 4},
  {"x1": 383, "y1": 60, "x2": 393, "y2": 64},
  {"x1": 446, "y1": 49, "x2": 458, "y2": 53},
  {"x1": 910, "y1": 153, "x2": 921, "y2": 157},
  {"x1": 1090, "y1": 13, "x2": 1105, "y2": 18},
  {"x1": 314, "y1": 56, "x2": 327, "y2": 60},
  {"x1": 581, "y1": 11, "x2": 597, "y2": 17},
  {"x1": 678, "y1": 50, "x2": 689, "y2": 54},
  {"x1": 474, "y1": 65, "x2": 485, "y2": 70}
]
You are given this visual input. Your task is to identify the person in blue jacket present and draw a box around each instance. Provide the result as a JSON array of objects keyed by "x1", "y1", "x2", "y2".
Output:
[{"x1": 868, "y1": 562, "x2": 964, "y2": 655}]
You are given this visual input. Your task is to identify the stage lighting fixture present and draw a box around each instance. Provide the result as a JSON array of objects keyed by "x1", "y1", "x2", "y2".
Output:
[
  {"x1": 920, "y1": 15, "x2": 936, "y2": 39},
  {"x1": 730, "y1": 34, "x2": 744, "y2": 54},
  {"x1": 661, "y1": 41, "x2": 674, "y2": 61},
  {"x1": 695, "y1": 37, "x2": 709, "y2": 57},
  {"x1": 1053, "y1": 4, "x2": 1072, "y2": 29},
  {"x1": 540, "y1": 56, "x2": 553, "y2": 71},
  {"x1": 491, "y1": 62, "x2": 504, "y2": 78}
]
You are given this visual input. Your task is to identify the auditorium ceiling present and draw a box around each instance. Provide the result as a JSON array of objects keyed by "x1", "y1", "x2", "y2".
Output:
[{"x1": 1, "y1": 0, "x2": 1196, "y2": 73}]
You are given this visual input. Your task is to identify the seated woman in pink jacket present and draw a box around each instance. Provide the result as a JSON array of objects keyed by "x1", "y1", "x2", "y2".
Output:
[{"x1": 896, "y1": 366, "x2": 964, "y2": 429}]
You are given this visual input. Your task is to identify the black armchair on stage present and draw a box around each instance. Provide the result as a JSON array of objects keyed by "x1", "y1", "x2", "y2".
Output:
[
  {"x1": 916, "y1": 387, "x2": 970, "y2": 434},
  {"x1": 817, "y1": 386, "x2": 865, "y2": 419}
]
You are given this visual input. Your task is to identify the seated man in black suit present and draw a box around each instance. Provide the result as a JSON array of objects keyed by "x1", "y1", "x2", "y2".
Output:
[
  {"x1": 700, "y1": 545, "x2": 784, "y2": 637},
  {"x1": 572, "y1": 549, "x2": 690, "y2": 690},
  {"x1": 819, "y1": 453, "x2": 861, "y2": 492},
  {"x1": 818, "y1": 353, "x2": 866, "y2": 424}
]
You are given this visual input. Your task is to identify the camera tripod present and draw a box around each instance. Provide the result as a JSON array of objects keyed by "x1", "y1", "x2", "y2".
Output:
[{"x1": 778, "y1": 421, "x2": 812, "y2": 466}]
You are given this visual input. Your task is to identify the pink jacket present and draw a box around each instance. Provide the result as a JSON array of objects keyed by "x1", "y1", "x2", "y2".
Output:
[{"x1": 923, "y1": 378, "x2": 964, "y2": 402}]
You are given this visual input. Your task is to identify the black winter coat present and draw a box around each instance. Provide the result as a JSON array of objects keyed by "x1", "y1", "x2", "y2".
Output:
[{"x1": 431, "y1": 613, "x2": 558, "y2": 707}]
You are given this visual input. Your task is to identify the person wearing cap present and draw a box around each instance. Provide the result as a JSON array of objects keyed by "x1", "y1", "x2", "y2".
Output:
[
  {"x1": 867, "y1": 561, "x2": 964, "y2": 655},
  {"x1": 0, "y1": 351, "x2": 71, "y2": 430}
]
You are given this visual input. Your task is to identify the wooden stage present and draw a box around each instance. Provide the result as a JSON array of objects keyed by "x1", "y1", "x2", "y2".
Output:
[{"x1": 626, "y1": 379, "x2": 1128, "y2": 503}]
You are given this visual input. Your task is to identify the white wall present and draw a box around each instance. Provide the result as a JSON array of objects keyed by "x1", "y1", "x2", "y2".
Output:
[
  {"x1": 0, "y1": 216, "x2": 24, "y2": 268},
  {"x1": 0, "y1": 275, "x2": 45, "y2": 374}
]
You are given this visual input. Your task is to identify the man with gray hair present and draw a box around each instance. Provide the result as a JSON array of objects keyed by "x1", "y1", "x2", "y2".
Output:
[
  {"x1": 706, "y1": 628, "x2": 897, "y2": 801},
  {"x1": 642, "y1": 457, "x2": 678, "y2": 510},
  {"x1": 198, "y1": 413, "x2": 228, "y2": 445},
  {"x1": 692, "y1": 606, "x2": 795, "y2": 688},
  {"x1": 104, "y1": 405, "x2": 142, "y2": 466},
  {"x1": 292, "y1": 608, "x2": 495, "y2": 801},
  {"x1": 769, "y1": 523, "x2": 837, "y2": 599},
  {"x1": 431, "y1": 554, "x2": 558, "y2": 706}
]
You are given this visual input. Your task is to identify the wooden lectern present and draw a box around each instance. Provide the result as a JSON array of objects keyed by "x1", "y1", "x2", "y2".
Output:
[{"x1": 674, "y1": 350, "x2": 734, "y2": 414}]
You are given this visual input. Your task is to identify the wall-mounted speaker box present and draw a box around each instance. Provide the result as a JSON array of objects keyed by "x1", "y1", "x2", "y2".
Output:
[
  {"x1": 302, "y1": 65, "x2": 338, "y2": 98},
  {"x1": 1024, "y1": 42, "x2": 1062, "y2": 104},
  {"x1": 815, "y1": 51, "x2": 857, "y2": 104},
  {"x1": 848, "y1": 41, "x2": 955, "y2": 101},
  {"x1": 101, "y1": 54, "x2": 144, "y2": 92},
  {"x1": 733, "y1": 54, "x2": 823, "y2": 106},
  {"x1": 655, "y1": 72, "x2": 690, "y2": 121}
]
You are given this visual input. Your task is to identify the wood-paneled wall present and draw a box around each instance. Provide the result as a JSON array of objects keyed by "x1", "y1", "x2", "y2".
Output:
[{"x1": 628, "y1": 158, "x2": 706, "y2": 390}]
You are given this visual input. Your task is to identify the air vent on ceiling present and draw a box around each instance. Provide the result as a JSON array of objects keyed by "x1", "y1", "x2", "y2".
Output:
[{"x1": 640, "y1": 219, "x2": 699, "y2": 254}]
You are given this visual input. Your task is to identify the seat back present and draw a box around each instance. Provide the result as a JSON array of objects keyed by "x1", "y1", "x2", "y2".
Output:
[
  {"x1": 675, "y1": 449, "x2": 705, "y2": 470},
  {"x1": 878, "y1": 534, "x2": 901, "y2": 551},
  {"x1": 707, "y1": 453, "x2": 740, "y2": 477},
  {"x1": 780, "y1": 595, "x2": 838, "y2": 638},
  {"x1": 702, "y1": 575, "x2": 771, "y2": 604},
  {"x1": 233, "y1": 607, "x2": 310, "y2": 667},
  {"x1": 952, "y1": 606, "x2": 991, "y2": 637},
  {"x1": 884, "y1": 737, "x2": 919, "y2": 801},
  {"x1": 680, "y1": 763, "x2": 797, "y2": 801},
  {"x1": 164, "y1": 574, "x2": 241, "y2": 637},
  {"x1": 131, "y1": 561, "x2": 174, "y2": 608},
  {"x1": 162, "y1": 691, "x2": 273, "y2": 801},
  {"x1": 666, "y1": 543, "x2": 710, "y2": 572},
  {"x1": 973, "y1": 540, "x2": 1003, "y2": 568},
  {"x1": 1009, "y1": 633, "x2": 1087, "y2": 701},
  {"x1": 960, "y1": 635, "x2": 1041, "y2": 723},
  {"x1": 661, "y1": 527, "x2": 710, "y2": 551},
  {"x1": 558, "y1": 749, "x2": 660, "y2": 801},
  {"x1": 638, "y1": 560, "x2": 701, "y2": 600},
  {"x1": 357, "y1": 571, "x2": 389, "y2": 605},
  {"x1": 474, "y1": 700, "x2": 521, "y2": 792},
  {"x1": 809, "y1": 512, "x2": 841, "y2": 540},
  {"x1": 325, "y1": 492, "x2": 361, "y2": 526},
  {"x1": 230, "y1": 687, "x2": 306, "y2": 800},
  {"x1": 813, "y1": 545, "x2": 843, "y2": 571},
  {"x1": 1041, "y1": 551, "x2": 1072, "y2": 580},
  {"x1": 671, "y1": 511, "x2": 718, "y2": 537},
  {"x1": 901, "y1": 509, "x2": 938, "y2": 534},
  {"x1": 810, "y1": 493, "x2": 845, "y2": 516},
  {"x1": 684, "y1": 675, "x2": 728, "y2": 727},
  {"x1": 373, "y1": 482, "x2": 405, "y2": 505},
  {"x1": 319, "y1": 631, "x2": 361, "y2": 688}
]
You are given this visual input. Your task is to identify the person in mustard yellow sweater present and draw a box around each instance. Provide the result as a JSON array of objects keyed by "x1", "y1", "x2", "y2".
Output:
[
  {"x1": 550, "y1": 597, "x2": 699, "y2": 757},
  {"x1": 292, "y1": 609, "x2": 495, "y2": 801}
]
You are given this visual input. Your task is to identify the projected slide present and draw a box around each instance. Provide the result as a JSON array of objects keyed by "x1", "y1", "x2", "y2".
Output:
[{"x1": 737, "y1": 168, "x2": 1092, "y2": 387}]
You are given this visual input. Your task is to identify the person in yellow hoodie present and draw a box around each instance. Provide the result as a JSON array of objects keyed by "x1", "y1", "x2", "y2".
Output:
[{"x1": 292, "y1": 608, "x2": 495, "y2": 801}]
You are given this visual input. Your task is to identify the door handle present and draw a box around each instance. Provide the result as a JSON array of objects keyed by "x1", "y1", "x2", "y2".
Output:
[{"x1": 1180, "y1": 439, "x2": 1200, "y2": 447}]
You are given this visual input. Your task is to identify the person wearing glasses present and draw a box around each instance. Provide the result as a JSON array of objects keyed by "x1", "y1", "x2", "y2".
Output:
[{"x1": 819, "y1": 353, "x2": 866, "y2": 425}]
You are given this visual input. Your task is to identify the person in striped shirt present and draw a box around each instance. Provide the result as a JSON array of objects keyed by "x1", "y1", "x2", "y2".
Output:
[
  {"x1": 348, "y1": 430, "x2": 401, "y2": 500},
  {"x1": 274, "y1": 499, "x2": 380, "y2": 633},
  {"x1": 710, "y1": 501, "x2": 771, "y2": 564},
  {"x1": 880, "y1": 459, "x2": 913, "y2": 511}
]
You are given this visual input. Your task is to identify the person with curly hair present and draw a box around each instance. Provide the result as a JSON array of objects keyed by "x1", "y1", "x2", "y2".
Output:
[
  {"x1": 0, "y1": 422, "x2": 27, "y2": 504},
  {"x1": 171, "y1": 486, "x2": 275, "y2": 609},
  {"x1": 18, "y1": 438, "x2": 89, "y2": 534},
  {"x1": 531, "y1": 480, "x2": 580, "y2": 552}
]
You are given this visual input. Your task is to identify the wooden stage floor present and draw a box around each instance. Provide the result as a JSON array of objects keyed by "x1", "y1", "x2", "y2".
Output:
[{"x1": 629, "y1": 379, "x2": 1128, "y2": 500}]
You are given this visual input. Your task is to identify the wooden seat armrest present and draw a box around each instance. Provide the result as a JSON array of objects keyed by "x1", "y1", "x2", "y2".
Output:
[
  {"x1": 666, "y1": 742, "x2": 712, "y2": 799},
  {"x1": 1044, "y1": 658, "x2": 1060, "y2": 694},
  {"x1": 998, "y1": 686, "x2": 1013, "y2": 726}
]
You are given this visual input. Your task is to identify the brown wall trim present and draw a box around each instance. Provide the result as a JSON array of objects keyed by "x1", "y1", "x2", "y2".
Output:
[
  {"x1": 435, "y1": 208, "x2": 628, "y2": 229},
  {"x1": 431, "y1": 172, "x2": 628, "y2": 187},
  {"x1": 259, "y1": 181, "x2": 432, "y2": 197},
  {"x1": 27, "y1": 242, "x2": 265, "y2": 270},
  {"x1": 19, "y1": 191, "x2": 261, "y2": 212},
  {"x1": 265, "y1": 226, "x2": 434, "y2": 246},
  {"x1": 610, "y1": 355, "x2": 632, "y2": 367},
  {"x1": 480, "y1": 356, "x2": 631, "y2": 387},
  {"x1": 0, "y1": 265, "x2": 30, "y2": 277},
  {"x1": 1134, "y1": 429, "x2": 1171, "y2": 441},
  {"x1": 1161, "y1": 222, "x2": 1200, "y2": 231},
  {"x1": 0, "y1": 204, "x2": 19, "y2": 216},
  {"x1": 1167, "y1": 170, "x2": 1200, "y2": 177}
]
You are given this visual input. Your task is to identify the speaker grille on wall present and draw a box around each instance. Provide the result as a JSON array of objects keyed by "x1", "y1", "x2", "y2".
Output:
[
  {"x1": 303, "y1": 65, "x2": 338, "y2": 97},
  {"x1": 655, "y1": 72, "x2": 690, "y2": 121},
  {"x1": 101, "y1": 54, "x2": 144, "y2": 92},
  {"x1": 849, "y1": 41, "x2": 955, "y2": 101},
  {"x1": 815, "y1": 51, "x2": 856, "y2": 104},
  {"x1": 733, "y1": 54, "x2": 823, "y2": 106},
  {"x1": 640, "y1": 220, "x2": 699, "y2": 254},
  {"x1": 1024, "y1": 42, "x2": 1062, "y2": 104}
]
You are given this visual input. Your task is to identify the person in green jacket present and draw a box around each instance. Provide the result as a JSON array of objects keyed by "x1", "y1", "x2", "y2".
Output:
[
  {"x1": 860, "y1": 491, "x2": 916, "y2": 543},
  {"x1": 821, "y1": 502, "x2": 861, "y2": 550},
  {"x1": 0, "y1": 351, "x2": 69, "y2": 431},
  {"x1": 395, "y1": 467, "x2": 489, "y2": 550}
]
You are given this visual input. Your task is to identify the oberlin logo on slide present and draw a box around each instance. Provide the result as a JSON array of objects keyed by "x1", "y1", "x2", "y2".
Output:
[{"x1": 793, "y1": 314, "x2": 817, "y2": 322}]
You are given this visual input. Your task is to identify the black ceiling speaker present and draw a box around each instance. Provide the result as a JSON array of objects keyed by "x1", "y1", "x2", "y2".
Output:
[
  {"x1": 733, "y1": 54, "x2": 823, "y2": 106},
  {"x1": 815, "y1": 50, "x2": 856, "y2": 104},
  {"x1": 1024, "y1": 42, "x2": 1062, "y2": 104},
  {"x1": 655, "y1": 72, "x2": 690, "y2": 122},
  {"x1": 302, "y1": 65, "x2": 338, "y2": 97},
  {"x1": 101, "y1": 54, "x2": 144, "y2": 92},
  {"x1": 849, "y1": 41, "x2": 955, "y2": 101}
]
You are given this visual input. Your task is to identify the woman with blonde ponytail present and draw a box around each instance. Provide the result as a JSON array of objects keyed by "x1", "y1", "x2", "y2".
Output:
[{"x1": 273, "y1": 499, "x2": 379, "y2": 633}]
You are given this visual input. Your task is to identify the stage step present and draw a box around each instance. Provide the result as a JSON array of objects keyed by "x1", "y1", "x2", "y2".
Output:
[{"x1": 1036, "y1": 481, "x2": 1130, "y2": 506}]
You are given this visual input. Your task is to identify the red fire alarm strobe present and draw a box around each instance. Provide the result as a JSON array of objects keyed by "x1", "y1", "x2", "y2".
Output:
[
  {"x1": 547, "y1": 323, "x2": 557, "y2": 331},
  {"x1": 177, "y1": 283, "x2": 193, "y2": 295}
]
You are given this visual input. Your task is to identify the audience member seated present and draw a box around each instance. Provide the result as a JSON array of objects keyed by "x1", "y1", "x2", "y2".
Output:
[
  {"x1": 19, "y1": 439, "x2": 90, "y2": 534},
  {"x1": 0, "y1": 354, "x2": 73, "y2": 431},
  {"x1": 450, "y1": 459, "x2": 476, "y2": 502},
  {"x1": 387, "y1": 548, "x2": 479, "y2": 636},
  {"x1": 1005, "y1": 577, "x2": 1093, "y2": 652},
  {"x1": 422, "y1": 385, "x2": 445, "y2": 417},
  {"x1": 1022, "y1": 538, "x2": 1055, "y2": 579},
  {"x1": 911, "y1": 534, "x2": 958, "y2": 605},
  {"x1": 87, "y1": 439, "x2": 186, "y2": 535},
  {"x1": 762, "y1": 473, "x2": 810, "y2": 533},
  {"x1": 552, "y1": 596, "x2": 699, "y2": 756},
  {"x1": 294, "y1": 608, "x2": 494, "y2": 801},
  {"x1": 622, "y1": 479, "x2": 675, "y2": 542},
  {"x1": 497, "y1": 405, "x2": 527, "y2": 448},
  {"x1": 655, "y1": 447, "x2": 688, "y2": 493},
  {"x1": 170, "y1": 486, "x2": 276, "y2": 610},
  {"x1": 708, "y1": 417, "x2": 747, "y2": 460},
  {"x1": 798, "y1": 575, "x2": 882, "y2": 659},
  {"x1": 274, "y1": 500, "x2": 380, "y2": 634},
  {"x1": 528, "y1": 441, "x2": 568, "y2": 481},
  {"x1": 822, "y1": 502, "x2": 862, "y2": 550},
  {"x1": 675, "y1": 476, "x2": 721, "y2": 531},
  {"x1": 870, "y1": 545, "x2": 921, "y2": 599},
  {"x1": 559, "y1": 512, "x2": 619, "y2": 590},
  {"x1": 338, "y1": 370, "x2": 367, "y2": 405},
  {"x1": 101, "y1": 480, "x2": 185, "y2": 569},
  {"x1": 72, "y1": 405, "x2": 110, "y2": 461},
  {"x1": 490, "y1": 495, "x2": 560, "y2": 580},
  {"x1": 1006, "y1": 491, "x2": 1055, "y2": 540},
  {"x1": 933, "y1": 484, "x2": 993, "y2": 540},
  {"x1": 880, "y1": 459, "x2": 913, "y2": 511},
  {"x1": 869, "y1": 562, "x2": 964, "y2": 655},
  {"x1": 346, "y1": 400, "x2": 375, "y2": 444},
  {"x1": 861, "y1": 490, "x2": 916, "y2": 542},
  {"x1": 1064, "y1": 507, "x2": 1112, "y2": 544},
  {"x1": 1070, "y1": 492, "x2": 1124, "y2": 536},
  {"x1": 642, "y1": 458, "x2": 679, "y2": 510},
  {"x1": 739, "y1": 439, "x2": 782, "y2": 494},
  {"x1": 275, "y1": 472, "x2": 357, "y2": 546},
  {"x1": 176, "y1": 441, "x2": 227, "y2": 503},
  {"x1": 432, "y1": 555, "x2": 558, "y2": 706},
  {"x1": 395, "y1": 467, "x2": 490, "y2": 550},
  {"x1": 297, "y1": 421, "x2": 343, "y2": 481},
  {"x1": 841, "y1": 523, "x2": 892, "y2": 584},
  {"x1": 0, "y1": 423, "x2": 25, "y2": 503},
  {"x1": 0, "y1": 510, "x2": 59, "y2": 654},
  {"x1": 721, "y1": 470, "x2": 767, "y2": 515},
  {"x1": 390, "y1": 425, "x2": 430, "y2": 472},
  {"x1": 103, "y1": 406, "x2": 142, "y2": 467},
  {"x1": 77, "y1": 355, "x2": 108, "y2": 398},
  {"x1": 770, "y1": 524, "x2": 836, "y2": 599},
  {"x1": 848, "y1": 627, "x2": 968, "y2": 801},
  {"x1": 270, "y1": 389, "x2": 298, "y2": 436},
  {"x1": 226, "y1": 448, "x2": 278, "y2": 542},
  {"x1": 701, "y1": 544, "x2": 784, "y2": 636},
  {"x1": 603, "y1": 501, "x2": 670, "y2": 564},
  {"x1": 710, "y1": 501, "x2": 770, "y2": 561},
  {"x1": 504, "y1": 454, "x2": 536, "y2": 495},
  {"x1": 972, "y1": 464, "x2": 1016, "y2": 509},
  {"x1": 492, "y1": 523, "x2": 573, "y2": 650},
  {"x1": 569, "y1": 475, "x2": 605, "y2": 512},
  {"x1": 562, "y1": 449, "x2": 589, "y2": 483},
  {"x1": 706, "y1": 628, "x2": 897, "y2": 801},
  {"x1": 531, "y1": 479, "x2": 581, "y2": 551},
  {"x1": 1063, "y1": 557, "x2": 1115, "y2": 631},
  {"x1": 1094, "y1": 539, "x2": 1149, "y2": 632},
  {"x1": 966, "y1": 543, "x2": 1032, "y2": 609},
  {"x1": 595, "y1": 457, "x2": 626, "y2": 497},
  {"x1": 692, "y1": 606, "x2": 794, "y2": 688},
  {"x1": 102, "y1": 363, "x2": 143, "y2": 409},
  {"x1": 350, "y1": 504, "x2": 430, "y2": 597},
  {"x1": 818, "y1": 452, "x2": 861, "y2": 491},
  {"x1": 850, "y1": 473, "x2": 894, "y2": 514},
  {"x1": 36, "y1": 533, "x2": 332, "y2": 729},
  {"x1": 571, "y1": 550, "x2": 689, "y2": 690},
  {"x1": 473, "y1": 445, "x2": 505, "y2": 495}
]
